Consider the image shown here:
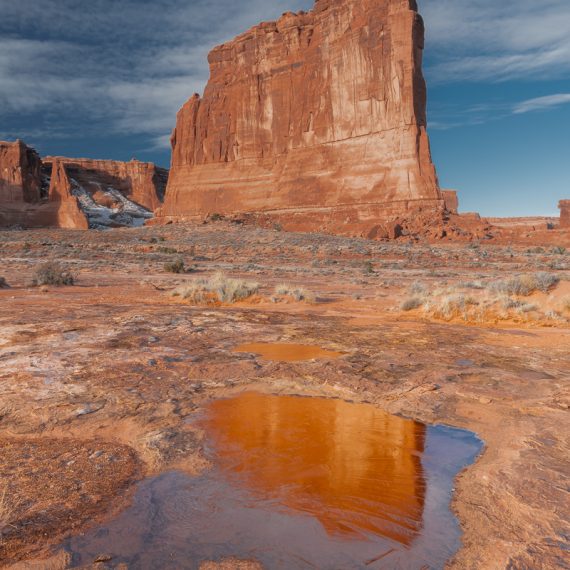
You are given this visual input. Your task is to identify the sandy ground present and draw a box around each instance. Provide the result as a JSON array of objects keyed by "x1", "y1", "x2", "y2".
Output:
[{"x1": 0, "y1": 222, "x2": 569, "y2": 569}]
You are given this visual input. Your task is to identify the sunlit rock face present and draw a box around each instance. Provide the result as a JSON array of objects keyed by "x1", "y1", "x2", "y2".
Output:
[
  {"x1": 160, "y1": 0, "x2": 442, "y2": 235},
  {"x1": 560, "y1": 200, "x2": 570, "y2": 228},
  {"x1": 0, "y1": 140, "x2": 87, "y2": 229}
]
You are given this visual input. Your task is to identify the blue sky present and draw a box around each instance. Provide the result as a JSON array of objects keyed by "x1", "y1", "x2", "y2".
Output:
[{"x1": 0, "y1": 0, "x2": 568, "y2": 216}]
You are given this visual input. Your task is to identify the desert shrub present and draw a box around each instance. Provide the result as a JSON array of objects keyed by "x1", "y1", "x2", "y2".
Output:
[
  {"x1": 533, "y1": 272, "x2": 560, "y2": 292},
  {"x1": 209, "y1": 213, "x2": 224, "y2": 222},
  {"x1": 164, "y1": 259, "x2": 185, "y2": 274},
  {"x1": 171, "y1": 272, "x2": 259, "y2": 304},
  {"x1": 274, "y1": 284, "x2": 315, "y2": 302},
  {"x1": 409, "y1": 281, "x2": 429, "y2": 296},
  {"x1": 0, "y1": 277, "x2": 9, "y2": 289},
  {"x1": 400, "y1": 297, "x2": 423, "y2": 311},
  {"x1": 157, "y1": 246, "x2": 178, "y2": 254},
  {"x1": 500, "y1": 297, "x2": 537, "y2": 313},
  {"x1": 32, "y1": 262, "x2": 74, "y2": 286},
  {"x1": 459, "y1": 280, "x2": 486, "y2": 290},
  {"x1": 527, "y1": 247, "x2": 545, "y2": 254},
  {"x1": 551, "y1": 246, "x2": 566, "y2": 255},
  {"x1": 425, "y1": 294, "x2": 478, "y2": 319},
  {"x1": 490, "y1": 273, "x2": 559, "y2": 296}
]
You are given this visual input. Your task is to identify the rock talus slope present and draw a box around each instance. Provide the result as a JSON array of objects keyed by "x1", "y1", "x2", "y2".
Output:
[{"x1": 159, "y1": 0, "x2": 442, "y2": 235}]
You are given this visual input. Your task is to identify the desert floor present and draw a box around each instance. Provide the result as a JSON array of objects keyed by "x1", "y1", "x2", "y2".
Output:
[{"x1": 0, "y1": 223, "x2": 568, "y2": 569}]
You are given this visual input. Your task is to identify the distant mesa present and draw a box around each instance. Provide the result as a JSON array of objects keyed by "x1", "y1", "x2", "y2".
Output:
[
  {"x1": 157, "y1": 0, "x2": 442, "y2": 235},
  {"x1": 0, "y1": 140, "x2": 167, "y2": 230}
]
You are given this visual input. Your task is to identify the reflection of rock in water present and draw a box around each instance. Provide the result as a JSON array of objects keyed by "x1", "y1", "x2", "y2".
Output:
[{"x1": 202, "y1": 392, "x2": 426, "y2": 545}]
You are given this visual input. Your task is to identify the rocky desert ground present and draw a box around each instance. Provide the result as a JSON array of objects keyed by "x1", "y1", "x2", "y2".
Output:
[{"x1": 0, "y1": 221, "x2": 569, "y2": 569}]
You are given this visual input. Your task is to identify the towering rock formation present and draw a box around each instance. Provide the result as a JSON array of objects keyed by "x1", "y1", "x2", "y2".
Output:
[
  {"x1": 0, "y1": 140, "x2": 43, "y2": 204},
  {"x1": 559, "y1": 200, "x2": 570, "y2": 228},
  {"x1": 1, "y1": 140, "x2": 168, "y2": 229},
  {"x1": 0, "y1": 140, "x2": 87, "y2": 229},
  {"x1": 43, "y1": 158, "x2": 167, "y2": 212},
  {"x1": 159, "y1": 0, "x2": 442, "y2": 235}
]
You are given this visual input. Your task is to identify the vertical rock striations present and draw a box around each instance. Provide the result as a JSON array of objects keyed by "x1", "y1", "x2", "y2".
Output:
[
  {"x1": 1, "y1": 141, "x2": 168, "y2": 229},
  {"x1": 160, "y1": 0, "x2": 442, "y2": 235},
  {"x1": 42, "y1": 158, "x2": 168, "y2": 212},
  {"x1": 559, "y1": 200, "x2": 570, "y2": 228}
]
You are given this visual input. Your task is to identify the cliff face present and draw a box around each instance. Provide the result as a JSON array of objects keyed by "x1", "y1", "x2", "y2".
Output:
[
  {"x1": 0, "y1": 140, "x2": 43, "y2": 204},
  {"x1": 43, "y1": 158, "x2": 167, "y2": 212},
  {"x1": 160, "y1": 0, "x2": 441, "y2": 234},
  {"x1": 560, "y1": 201, "x2": 570, "y2": 228},
  {"x1": 1, "y1": 141, "x2": 168, "y2": 229}
]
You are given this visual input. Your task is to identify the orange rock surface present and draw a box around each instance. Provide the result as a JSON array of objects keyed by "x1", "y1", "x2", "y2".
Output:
[
  {"x1": 442, "y1": 189, "x2": 459, "y2": 214},
  {"x1": 159, "y1": 0, "x2": 442, "y2": 235},
  {"x1": 0, "y1": 141, "x2": 88, "y2": 229},
  {"x1": 559, "y1": 200, "x2": 570, "y2": 228}
]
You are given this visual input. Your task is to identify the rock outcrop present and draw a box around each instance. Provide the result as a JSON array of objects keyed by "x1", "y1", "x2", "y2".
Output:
[
  {"x1": 0, "y1": 140, "x2": 87, "y2": 229},
  {"x1": 159, "y1": 0, "x2": 442, "y2": 235},
  {"x1": 1, "y1": 140, "x2": 168, "y2": 229},
  {"x1": 559, "y1": 200, "x2": 570, "y2": 228},
  {"x1": 43, "y1": 158, "x2": 167, "y2": 212},
  {"x1": 442, "y1": 190, "x2": 459, "y2": 214},
  {"x1": 0, "y1": 140, "x2": 43, "y2": 204}
]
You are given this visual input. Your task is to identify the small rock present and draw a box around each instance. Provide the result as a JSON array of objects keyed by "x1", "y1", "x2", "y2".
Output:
[{"x1": 479, "y1": 397, "x2": 492, "y2": 404}]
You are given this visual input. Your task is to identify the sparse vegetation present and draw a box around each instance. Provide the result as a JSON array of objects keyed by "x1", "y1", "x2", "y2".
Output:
[
  {"x1": 32, "y1": 262, "x2": 75, "y2": 286},
  {"x1": 171, "y1": 272, "x2": 259, "y2": 304},
  {"x1": 157, "y1": 246, "x2": 178, "y2": 254},
  {"x1": 0, "y1": 485, "x2": 14, "y2": 542},
  {"x1": 490, "y1": 273, "x2": 560, "y2": 296},
  {"x1": 274, "y1": 284, "x2": 315, "y2": 302},
  {"x1": 400, "y1": 297, "x2": 423, "y2": 311},
  {"x1": 164, "y1": 259, "x2": 186, "y2": 274}
]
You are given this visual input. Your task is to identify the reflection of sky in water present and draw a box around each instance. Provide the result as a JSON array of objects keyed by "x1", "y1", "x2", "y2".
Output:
[{"x1": 64, "y1": 393, "x2": 482, "y2": 570}]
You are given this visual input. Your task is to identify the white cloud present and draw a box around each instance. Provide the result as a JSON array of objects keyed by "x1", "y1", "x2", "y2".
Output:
[
  {"x1": 422, "y1": 0, "x2": 570, "y2": 82},
  {"x1": 513, "y1": 94, "x2": 570, "y2": 115}
]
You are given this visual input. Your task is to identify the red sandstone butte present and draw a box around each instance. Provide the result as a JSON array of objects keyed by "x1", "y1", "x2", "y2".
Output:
[
  {"x1": 158, "y1": 0, "x2": 442, "y2": 235},
  {"x1": 559, "y1": 200, "x2": 570, "y2": 228},
  {"x1": 42, "y1": 157, "x2": 167, "y2": 212},
  {"x1": 442, "y1": 190, "x2": 459, "y2": 214},
  {"x1": 0, "y1": 140, "x2": 87, "y2": 229}
]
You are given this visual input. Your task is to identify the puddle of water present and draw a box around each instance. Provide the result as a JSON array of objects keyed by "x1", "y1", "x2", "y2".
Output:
[
  {"x1": 63, "y1": 392, "x2": 482, "y2": 569},
  {"x1": 233, "y1": 343, "x2": 342, "y2": 362}
]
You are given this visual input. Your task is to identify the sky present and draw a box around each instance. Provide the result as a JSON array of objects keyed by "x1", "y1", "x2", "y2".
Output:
[{"x1": 0, "y1": 0, "x2": 568, "y2": 217}]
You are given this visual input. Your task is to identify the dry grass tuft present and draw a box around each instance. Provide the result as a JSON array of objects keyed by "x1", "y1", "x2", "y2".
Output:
[
  {"x1": 32, "y1": 261, "x2": 75, "y2": 286},
  {"x1": 274, "y1": 284, "x2": 315, "y2": 303},
  {"x1": 490, "y1": 273, "x2": 559, "y2": 296},
  {"x1": 171, "y1": 272, "x2": 259, "y2": 304}
]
